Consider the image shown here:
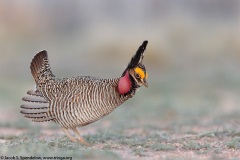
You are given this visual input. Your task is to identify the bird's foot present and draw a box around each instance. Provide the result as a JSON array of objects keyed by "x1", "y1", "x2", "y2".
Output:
[{"x1": 79, "y1": 138, "x2": 91, "y2": 147}]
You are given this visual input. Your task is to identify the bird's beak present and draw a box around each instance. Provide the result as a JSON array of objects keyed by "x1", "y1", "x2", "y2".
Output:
[{"x1": 143, "y1": 79, "x2": 148, "y2": 87}]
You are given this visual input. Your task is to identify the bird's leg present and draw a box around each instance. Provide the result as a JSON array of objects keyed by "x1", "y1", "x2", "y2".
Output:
[
  {"x1": 62, "y1": 128, "x2": 77, "y2": 142},
  {"x1": 72, "y1": 127, "x2": 91, "y2": 146}
]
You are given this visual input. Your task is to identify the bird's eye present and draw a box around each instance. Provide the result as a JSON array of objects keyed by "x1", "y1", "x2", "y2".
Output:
[{"x1": 135, "y1": 73, "x2": 140, "y2": 79}]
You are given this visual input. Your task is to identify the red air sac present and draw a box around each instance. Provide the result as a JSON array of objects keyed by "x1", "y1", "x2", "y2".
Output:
[{"x1": 118, "y1": 72, "x2": 132, "y2": 95}]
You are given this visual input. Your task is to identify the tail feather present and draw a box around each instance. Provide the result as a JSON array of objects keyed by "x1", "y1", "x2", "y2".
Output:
[
  {"x1": 24, "y1": 113, "x2": 46, "y2": 118},
  {"x1": 26, "y1": 90, "x2": 42, "y2": 96},
  {"x1": 20, "y1": 103, "x2": 48, "y2": 109},
  {"x1": 22, "y1": 95, "x2": 47, "y2": 103},
  {"x1": 20, "y1": 90, "x2": 54, "y2": 122},
  {"x1": 30, "y1": 50, "x2": 54, "y2": 83},
  {"x1": 21, "y1": 51, "x2": 55, "y2": 123},
  {"x1": 20, "y1": 108, "x2": 49, "y2": 114}
]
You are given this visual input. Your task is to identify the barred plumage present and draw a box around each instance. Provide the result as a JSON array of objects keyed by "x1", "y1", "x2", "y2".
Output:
[{"x1": 21, "y1": 41, "x2": 148, "y2": 145}]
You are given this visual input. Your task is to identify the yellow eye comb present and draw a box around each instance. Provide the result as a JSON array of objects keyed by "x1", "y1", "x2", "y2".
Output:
[{"x1": 135, "y1": 67, "x2": 146, "y2": 79}]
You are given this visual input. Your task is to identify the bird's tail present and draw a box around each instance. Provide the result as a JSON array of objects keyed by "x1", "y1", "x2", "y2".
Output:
[
  {"x1": 20, "y1": 90, "x2": 53, "y2": 122},
  {"x1": 30, "y1": 50, "x2": 55, "y2": 84}
]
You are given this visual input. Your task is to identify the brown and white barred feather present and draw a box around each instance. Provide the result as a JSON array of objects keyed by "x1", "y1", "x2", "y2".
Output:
[
  {"x1": 44, "y1": 77, "x2": 130, "y2": 128},
  {"x1": 21, "y1": 51, "x2": 132, "y2": 128},
  {"x1": 21, "y1": 90, "x2": 53, "y2": 122}
]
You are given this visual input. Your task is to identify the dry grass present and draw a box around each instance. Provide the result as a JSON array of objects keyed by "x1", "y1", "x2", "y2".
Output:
[{"x1": 1, "y1": 82, "x2": 240, "y2": 159}]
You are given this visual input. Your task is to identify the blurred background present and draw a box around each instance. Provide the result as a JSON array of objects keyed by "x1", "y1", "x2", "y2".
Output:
[{"x1": 0, "y1": 0, "x2": 240, "y2": 136}]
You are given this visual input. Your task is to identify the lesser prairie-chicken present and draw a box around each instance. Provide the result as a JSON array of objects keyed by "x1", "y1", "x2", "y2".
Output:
[{"x1": 21, "y1": 41, "x2": 148, "y2": 145}]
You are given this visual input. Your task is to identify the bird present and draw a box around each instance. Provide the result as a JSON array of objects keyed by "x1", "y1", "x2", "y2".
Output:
[{"x1": 20, "y1": 41, "x2": 148, "y2": 145}]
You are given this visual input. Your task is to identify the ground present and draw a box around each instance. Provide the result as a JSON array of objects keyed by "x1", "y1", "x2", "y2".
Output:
[{"x1": 0, "y1": 78, "x2": 240, "y2": 160}]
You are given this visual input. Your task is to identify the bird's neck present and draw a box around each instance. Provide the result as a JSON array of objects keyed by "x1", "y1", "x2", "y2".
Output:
[{"x1": 118, "y1": 71, "x2": 132, "y2": 95}]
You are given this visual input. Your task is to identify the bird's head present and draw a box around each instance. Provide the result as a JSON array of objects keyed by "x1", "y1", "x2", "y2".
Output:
[
  {"x1": 128, "y1": 63, "x2": 148, "y2": 88},
  {"x1": 118, "y1": 41, "x2": 148, "y2": 95}
]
